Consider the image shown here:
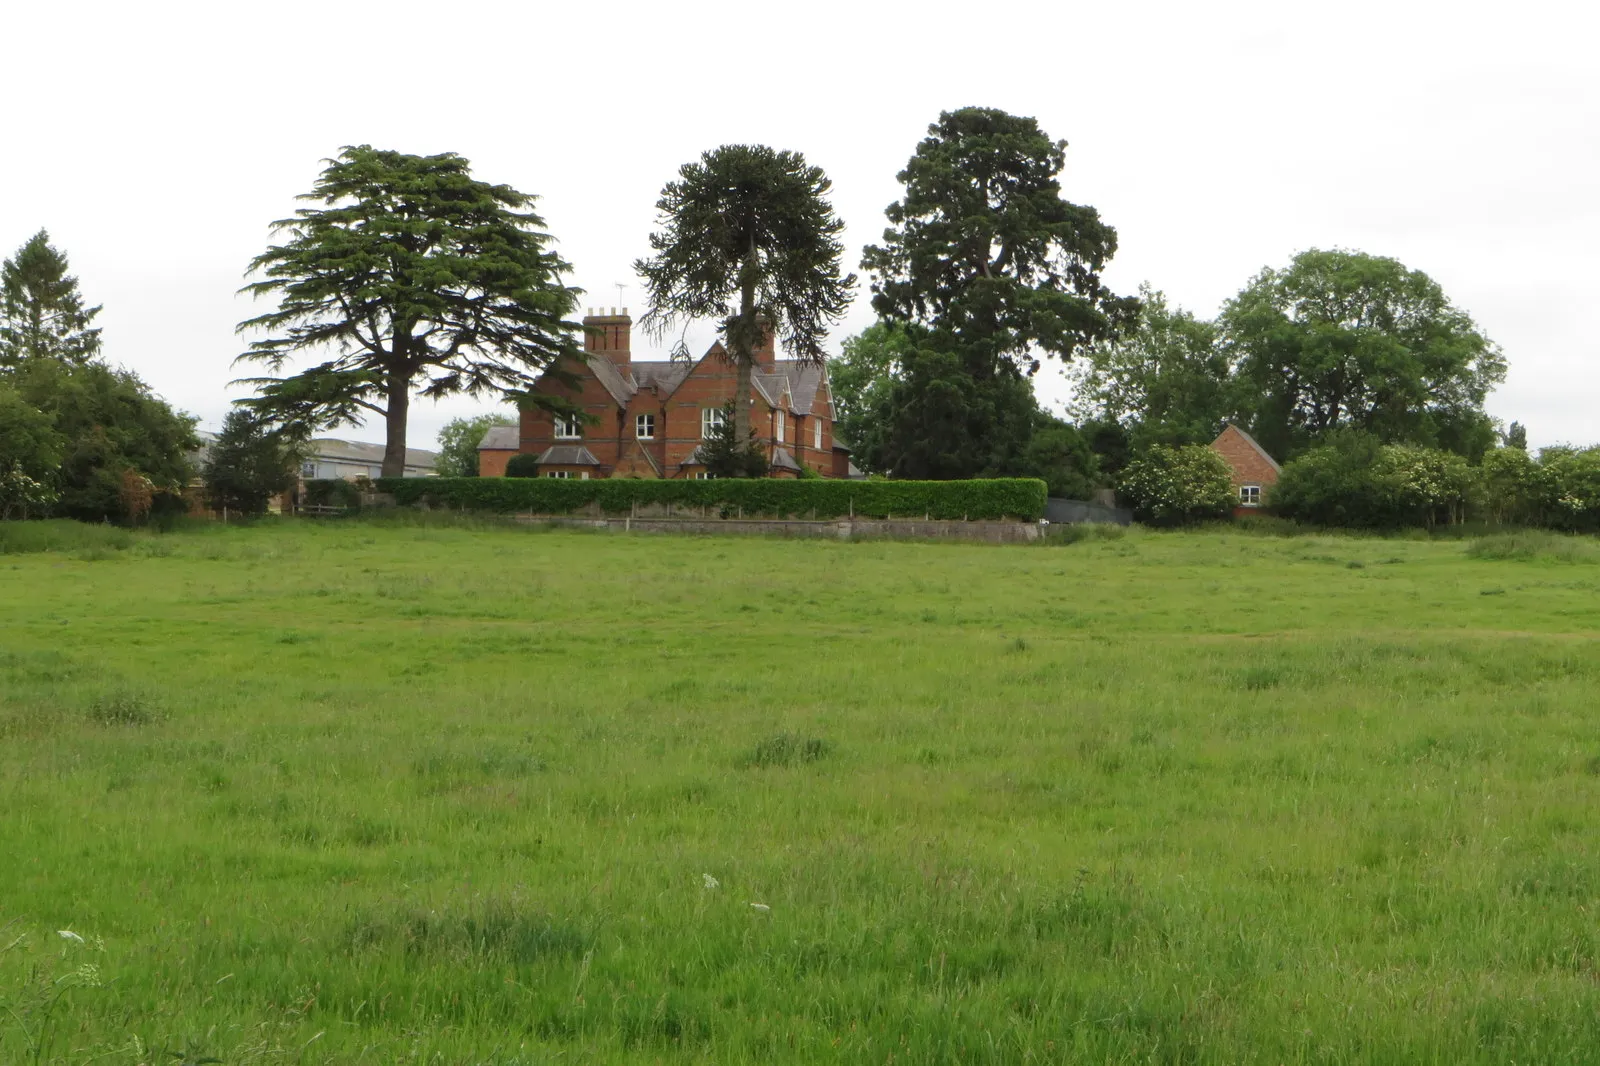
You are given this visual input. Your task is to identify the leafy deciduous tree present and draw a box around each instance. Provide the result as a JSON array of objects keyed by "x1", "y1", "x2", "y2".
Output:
[
  {"x1": 1221, "y1": 249, "x2": 1505, "y2": 461},
  {"x1": 1070, "y1": 286, "x2": 1236, "y2": 450},
  {"x1": 636, "y1": 144, "x2": 854, "y2": 459},
  {"x1": 0, "y1": 229, "x2": 102, "y2": 368},
  {"x1": 236, "y1": 146, "x2": 585, "y2": 478},
  {"x1": 435, "y1": 413, "x2": 516, "y2": 477}
]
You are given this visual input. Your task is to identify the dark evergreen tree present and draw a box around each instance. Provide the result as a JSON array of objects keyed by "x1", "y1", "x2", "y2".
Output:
[
  {"x1": 862, "y1": 107, "x2": 1136, "y2": 380},
  {"x1": 203, "y1": 409, "x2": 301, "y2": 515},
  {"x1": 697, "y1": 401, "x2": 770, "y2": 479},
  {"x1": 0, "y1": 229, "x2": 102, "y2": 367},
  {"x1": 236, "y1": 146, "x2": 585, "y2": 477},
  {"x1": 636, "y1": 144, "x2": 854, "y2": 458},
  {"x1": 1505, "y1": 421, "x2": 1528, "y2": 451}
]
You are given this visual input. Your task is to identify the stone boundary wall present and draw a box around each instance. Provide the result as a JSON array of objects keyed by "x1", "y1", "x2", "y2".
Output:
[{"x1": 507, "y1": 514, "x2": 1043, "y2": 543}]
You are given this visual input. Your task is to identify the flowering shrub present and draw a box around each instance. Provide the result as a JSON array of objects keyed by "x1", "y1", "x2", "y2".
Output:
[
  {"x1": 1116, "y1": 445, "x2": 1235, "y2": 525},
  {"x1": 0, "y1": 464, "x2": 57, "y2": 520}
]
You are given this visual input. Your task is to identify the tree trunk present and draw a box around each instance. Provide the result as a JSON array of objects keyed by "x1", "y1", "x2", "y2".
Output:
[
  {"x1": 382, "y1": 370, "x2": 410, "y2": 478},
  {"x1": 732, "y1": 233, "x2": 757, "y2": 463}
]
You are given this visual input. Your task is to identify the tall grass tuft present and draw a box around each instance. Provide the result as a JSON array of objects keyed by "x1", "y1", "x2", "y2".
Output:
[
  {"x1": 745, "y1": 732, "x2": 830, "y2": 768},
  {"x1": 1467, "y1": 531, "x2": 1600, "y2": 563},
  {"x1": 0, "y1": 520, "x2": 135, "y2": 555}
]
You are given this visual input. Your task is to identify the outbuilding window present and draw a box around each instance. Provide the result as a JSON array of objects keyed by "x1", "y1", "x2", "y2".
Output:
[
  {"x1": 545, "y1": 470, "x2": 570, "y2": 479},
  {"x1": 1239, "y1": 485, "x2": 1262, "y2": 507}
]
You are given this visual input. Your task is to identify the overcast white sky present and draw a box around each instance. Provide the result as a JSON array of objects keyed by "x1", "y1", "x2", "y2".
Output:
[{"x1": 3, "y1": 0, "x2": 1595, "y2": 450}]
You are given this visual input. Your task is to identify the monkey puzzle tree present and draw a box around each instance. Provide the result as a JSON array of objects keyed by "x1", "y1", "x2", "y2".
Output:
[
  {"x1": 635, "y1": 144, "x2": 854, "y2": 457},
  {"x1": 236, "y1": 146, "x2": 585, "y2": 477}
]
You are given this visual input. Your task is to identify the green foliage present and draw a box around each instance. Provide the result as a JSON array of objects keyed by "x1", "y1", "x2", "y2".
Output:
[
  {"x1": 1272, "y1": 433, "x2": 1477, "y2": 528},
  {"x1": 828, "y1": 322, "x2": 912, "y2": 453},
  {"x1": 1117, "y1": 444, "x2": 1235, "y2": 525},
  {"x1": 236, "y1": 145, "x2": 584, "y2": 476},
  {"x1": 636, "y1": 143, "x2": 855, "y2": 446},
  {"x1": 862, "y1": 107, "x2": 1136, "y2": 375},
  {"x1": 698, "y1": 401, "x2": 769, "y2": 479},
  {"x1": 1016, "y1": 418, "x2": 1097, "y2": 499},
  {"x1": 1071, "y1": 285, "x2": 1235, "y2": 449},
  {"x1": 0, "y1": 519, "x2": 135, "y2": 554},
  {"x1": 203, "y1": 410, "x2": 300, "y2": 515},
  {"x1": 0, "y1": 229, "x2": 102, "y2": 367},
  {"x1": 1221, "y1": 249, "x2": 1505, "y2": 459},
  {"x1": 0, "y1": 383, "x2": 61, "y2": 482},
  {"x1": 379, "y1": 475, "x2": 1048, "y2": 520},
  {"x1": 4, "y1": 356, "x2": 196, "y2": 522},
  {"x1": 503, "y1": 452, "x2": 541, "y2": 478},
  {"x1": 853, "y1": 342, "x2": 1039, "y2": 480},
  {"x1": 1504, "y1": 421, "x2": 1528, "y2": 451},
  {"x1": 1479, "y1": 447, "x2": 1547, "y2": 525},
  {"x1": 434, "y1": 413, "x2": 516, "y2": 477},
  {"x1": 302, "y1": 478, "x2": 362, "y2": 511},
  {"x1": 1538, "y1": 447, "x2": 1600, "y2": 533}
]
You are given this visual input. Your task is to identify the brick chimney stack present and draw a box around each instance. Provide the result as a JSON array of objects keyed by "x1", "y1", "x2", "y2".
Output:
[{"x1": 583, "y1": 308, "x2": 631, "y2": 367}]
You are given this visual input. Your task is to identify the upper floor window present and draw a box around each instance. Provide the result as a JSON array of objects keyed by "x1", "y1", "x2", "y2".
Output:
[
  {"x1": 701, "y1": 407, "x2": 726, "y2": 438},
  {"x1": 1239, "y1": 485, "x2": 1262, "y2": 507},
  {"x1": 554, "y1": 413, "x2": 582, "y2": 439},
  {"x1": 775, "y1": 410, "x2": 786, "y2": 443},
  {"x1": 300, "y1": 461, "x2": 316, "y2": 478},
  {"x1": 636, "y1": 413, "x2": 655, "y2": 440},
  {"x1": 813, "y1": 417, "x2": 822, "y2": 450}
]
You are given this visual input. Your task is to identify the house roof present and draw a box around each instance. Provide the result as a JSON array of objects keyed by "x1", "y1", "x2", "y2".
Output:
[
  {"x1": 631, "y1": 361, "x2": 692, "y2": 395},
  {"x1": 1217, "y1": 423, "x2": 1281, "y2": 473},
  {"x1": 479, "y1": 425, "x2": 519, "y2": 451},
  {"x1": 770, "y1": 447, "x2": 802, "y2": 473},
  {"x1": 308, "y1": 437, "x2": 437, "y2": 470},
  {"x1": 535, "y1": 445, "x2": 601, "y2": 466}
]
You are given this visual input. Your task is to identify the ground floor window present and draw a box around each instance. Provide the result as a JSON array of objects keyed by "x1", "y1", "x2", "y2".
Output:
[
  {"x1": 1239, "y1": 484, "x2": 1262, "y2": 506},
  {"x1": 691, "y1": 471, "x2": 714, "y2": 480},
  {"x1": 546, "y1": 471, "x2": 570, "y2": 479}
]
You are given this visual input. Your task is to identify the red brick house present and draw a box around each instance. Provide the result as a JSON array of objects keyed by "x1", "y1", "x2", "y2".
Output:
[
  {"x1": 1210, "y1": 423, "x2": 1280, "y2": 511},
  {"x1": 483, "y1": 309, "x2": 857, "y2": 479}
]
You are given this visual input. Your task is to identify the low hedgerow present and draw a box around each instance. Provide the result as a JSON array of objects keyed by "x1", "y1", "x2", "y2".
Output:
[
  {"x1": 0, "y1": 520, "x2": 136, "y2": 555},
  {"x1": 376, "y1": 476, "x2": 1048, "y2": 521}
]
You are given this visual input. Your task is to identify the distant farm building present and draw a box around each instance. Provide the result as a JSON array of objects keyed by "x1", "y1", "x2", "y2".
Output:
[{"x1": 1210, "y1": 423, "x2": 1280, "y2": 511}]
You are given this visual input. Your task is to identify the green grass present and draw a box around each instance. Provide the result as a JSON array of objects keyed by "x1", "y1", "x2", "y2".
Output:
[{"x1": 3, "y1": 519, "x2": 1600, "y2": 1064}]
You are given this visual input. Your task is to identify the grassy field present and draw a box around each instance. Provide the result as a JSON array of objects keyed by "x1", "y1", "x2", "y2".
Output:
[{"x1": 3, "y1": 518, "x2": 1600, "y2": 1064}]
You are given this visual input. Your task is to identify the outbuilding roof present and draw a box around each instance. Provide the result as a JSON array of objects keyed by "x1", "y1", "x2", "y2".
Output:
[
  {"x1": 478, "y1": 425, "x2": 519, "y2": 451},
  {"x1": 535, "y1": 445, "x2": 601, "y2": 466}
]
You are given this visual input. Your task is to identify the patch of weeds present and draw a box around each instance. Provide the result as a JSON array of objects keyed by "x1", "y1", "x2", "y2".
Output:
[
  {"x1": 745, "y1": 732, "x2": 830, "y2": 768},
  {"x1": 1468, "y1": 532, "x2": 1600, "y2": 564},
  {"x1": 1008, "y1": 636, "x2": 1031, "y2": 653},
  {"x1": 1480, "y1": 587, "x2": 1507, "y2": 596},
  {"x1": 276, "y1": 630, "x2": 309, "y2": 645},
  {"x1": 85, "y1": 690, "x2": 167, "y2": 727},
  {"x1": 344, "y1": 901, "x2": 589, "y2": 963},
  {"x1": 1346, "y1": 559, "x2": 1366, "y2": 569},
  {"x1": 1236, "y1": 666, "x2": 1286, "y2": 691}
]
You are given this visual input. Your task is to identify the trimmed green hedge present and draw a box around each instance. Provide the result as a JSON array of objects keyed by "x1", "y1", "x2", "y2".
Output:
[
  {"x1": 303, "y1": 479, "x2": 363, "y2": 511},
  {"x1": 374, "y1": 476, "x2": 1047, "y2": 521}
]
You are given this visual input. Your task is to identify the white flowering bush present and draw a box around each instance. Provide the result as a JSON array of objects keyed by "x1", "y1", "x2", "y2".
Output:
[
  {"x1": 0, "y1": 464, "x2": 57, "y2": 520},
  {"x1": 1117, "y1": 445, "x2": 1235, "y2": 525}
]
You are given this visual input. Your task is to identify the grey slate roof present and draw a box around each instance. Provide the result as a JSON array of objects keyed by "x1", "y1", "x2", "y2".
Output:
[
  {"x1": 478, "y1": 425, "x2": 519, "y2": 450},
  {"x1": 631, "y1": 361, "x2": 692, "y2": 395},
  {"x1": 770, "y1": 447, "x2": 802, "y2": 473},
  {"x1": 308, "y1": 437, "x2": 438, "y2": 471},
  {"x1": 535, "y1": 445, "x2": 601, "y2": 466}
]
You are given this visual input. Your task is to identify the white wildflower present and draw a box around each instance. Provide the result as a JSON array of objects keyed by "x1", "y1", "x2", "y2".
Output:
[
  {"x1": 57, "y1": 930, "x2": 84, "y2": 944},
  {"x1": 749, "y1": 902, "x2": 770, "y2": 913},
  {"x1": 702, "y1": 873, "x2": 719, "y2": 890}
]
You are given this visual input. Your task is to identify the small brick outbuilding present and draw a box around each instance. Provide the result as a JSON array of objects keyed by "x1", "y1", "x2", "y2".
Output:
[{"x1": 1209, "y1": 423, "x2": 1280, "y2": 512}]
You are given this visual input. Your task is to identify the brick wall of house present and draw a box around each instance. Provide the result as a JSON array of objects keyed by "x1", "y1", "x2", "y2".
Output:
[
  {"x1": 478, "y1": 448, "x2": 515, "y2": 478},
  {"x1": 1211, "y1": 425, "x2": 1279, "y2": 488}
]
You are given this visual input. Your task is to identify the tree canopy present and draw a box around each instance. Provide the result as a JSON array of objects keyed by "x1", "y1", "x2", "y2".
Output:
[
  {"x1": 435, "y1": 413, "x2": 517, "y2": 477},
  {"x1": 0, "y1": 229, "x2": 102, "y2": 368},
  {"x1": 862, "y1": 107, "x2": 1135, "y2": 377},
  {"x1": 1222, "y1": 249, "x2": 1505, "y2": 460},
  {"x1": 236, "y1": 146, "x2": 585, "y2": 477},
  {"x1": 1070, "y1": 286, "x2": 1236, "y2": 450},
  {"x1": 636, "y1": 144, "x2": 854, "y2": 456},
  {"x1": 203, "y1": 409, "x2": 301, "y2": 515}
]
